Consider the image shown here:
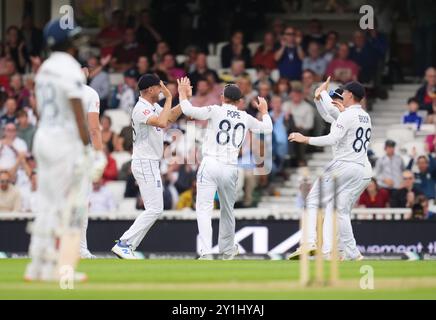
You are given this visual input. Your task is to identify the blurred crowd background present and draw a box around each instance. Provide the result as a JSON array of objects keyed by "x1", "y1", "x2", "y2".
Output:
[{"x1": 0, "y1": 0, "x2": 435, "y2": 219}]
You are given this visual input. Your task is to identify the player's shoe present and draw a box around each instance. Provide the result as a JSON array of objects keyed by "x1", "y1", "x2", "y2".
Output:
[
  {"x1": 287, "y1": 243, "x2": 317, "y2": 260},
  {"x1": 111, "y1": 241, "x2": 139, "y2": 260},
  {"x1": 222, "y1": 244, "x2": 239, "y2": 260},
  {"x1": 80, "y1": 249, "x2": 97, "y2": 259},
  {"x1": 198, "y1": 254, "x2": 213, "y2": 260},
  {"x1": 355, "y1": 254, "x2": 365, "y2": 261}
]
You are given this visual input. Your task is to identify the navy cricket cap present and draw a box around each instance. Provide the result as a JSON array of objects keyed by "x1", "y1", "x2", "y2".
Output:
[
  {"x1": 343, "y1": 81, "x2": 365, "y2": 100},
  {"x1": 223, "y1": 84, "x2": 243, "y2": 101},
  {"x1": 329, "y1": 88, "x2": 344, "y2": 100},
  {"x1": 43, "y1": 19, "x2": 82, "y2": 48},
  {"x1": 138, "y1": 74, "x2": 161, "y2": 91},
  {"x1": 124, "y1": 68, "x2": 139, "y2": 80}
]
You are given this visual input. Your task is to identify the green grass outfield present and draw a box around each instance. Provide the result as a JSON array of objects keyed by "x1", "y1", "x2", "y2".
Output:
[{"x1": 1, "y1": 259, "x2": 436, "y2": 299}]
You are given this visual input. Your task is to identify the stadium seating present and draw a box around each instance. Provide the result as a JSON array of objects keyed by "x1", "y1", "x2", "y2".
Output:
[{"x1": 104, "y1": 109, "x2": 130, "y2": 134}]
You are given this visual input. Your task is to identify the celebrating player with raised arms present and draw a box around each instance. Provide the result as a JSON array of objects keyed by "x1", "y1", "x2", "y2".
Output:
[
  {"x1": 289, "y1": 81, "x2": 371, "y2": 261},
  {"x1": 177, "y1": 77, "x2": 273, "y2": 260},
  {"x1": 111, "y1": 74, "x2": 183, "y2": 259}
]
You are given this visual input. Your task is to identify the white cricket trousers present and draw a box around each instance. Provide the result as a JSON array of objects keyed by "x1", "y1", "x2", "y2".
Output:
[
  {"x1": 119, "y1": 159, "x2": 163, "y2": 250},
  {"x1": 196, "y1": 156, "x2": 238, "y2": 255},
  {"x1": 26, "y1": 129, "x2": 83, "y2": 277},
  {"x1": 304, "y1": 160, "x2": 363, "y2": 259}
]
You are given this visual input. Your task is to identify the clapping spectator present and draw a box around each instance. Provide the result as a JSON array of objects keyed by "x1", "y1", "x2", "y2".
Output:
[
  {"x1": 252, "y1": 32, "x2": 277, "y2": 71},
  {"x1": 97, "y1": 9, "x2": 125, "y2": 57},
  {"x1": 375, "y1": 140, "x2": 404, "y2": 189},
  {"x1": 325, "y1": 43, "x2": 359, "y2": 83},
  {"x1": 358, "y1": 178, "x2": 390, "y2": 208},
  {"x1": 16, "y1": 110, "x2": 35, "y2": 150},
  {"x1": 415, "y1": 67, "x2": 436, "y2": 113},
  {"x1": 302, "y1": 42, "x2": 328, "y2": 81},
  {"x1": 403, "y1": 97, "x2": 423, "y2": 130},
  {"x1": 111, "y1": 28, "x2": 146, "y2": 72},
  {"x1": 89, "y1": 179, "x2": 116, "y2": 214},
  {"x1": 0, "y1": 123, "x2": 27, "y2": 171},
  {"x1": 274, "y1": 26, "x2": 304, "y2": 80},
  {"x1": 221, "y1": 30, "x2": 251, "y2": 68},
  {"x1": 390, "y1": 170, "x2": 422, "y2": 208},
  {"x1": 0, "y1": 170, "x2": 21, "y2": 212}
]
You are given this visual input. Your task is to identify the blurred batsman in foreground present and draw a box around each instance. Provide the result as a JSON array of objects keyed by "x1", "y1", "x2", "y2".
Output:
[{"x1": 24, "y1": 19, "x2": 106, "y2": 282}]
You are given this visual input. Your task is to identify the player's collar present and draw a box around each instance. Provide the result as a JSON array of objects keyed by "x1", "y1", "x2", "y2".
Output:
[
  {"x1": 139, "y1": 96, "x2": 153, "y2": 107},
  {"x1": 348, "y1": 104, "x2": 362, "y2": 109},
  {"x1": 222, "y1": 103, "x2": 238, "y2": 109}
]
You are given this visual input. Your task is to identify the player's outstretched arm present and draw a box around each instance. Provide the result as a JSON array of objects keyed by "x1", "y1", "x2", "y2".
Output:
[
  {"x1": 147, "y1": 81, "x2": 173, "y2": 128},
  {"x1": 177, "y1": 77, "x2": 213, "y2": 120},
  {"x1": 247, "y1": 97, "x2": 273, "y2": 134}
]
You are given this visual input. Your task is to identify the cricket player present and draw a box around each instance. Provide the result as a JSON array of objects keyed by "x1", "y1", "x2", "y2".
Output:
[
  {"x1": 111, "y1": 74, "x2": 183, "y2": 259},
  {"x1": 311, "y1": 78, "x2": 372, "y2": 260},
  {"x1": 289, "y1": 81, "x2": 371, "y2": 261},
  {"x1": 79, "y1": 67, "x2": 107, "y2": 259},
  {"x1": 177, "y1": 77, "x2": 273, "y2": 260},
  {"x1": 25, "y1": 20, "x2": 105, "y2": 281}
]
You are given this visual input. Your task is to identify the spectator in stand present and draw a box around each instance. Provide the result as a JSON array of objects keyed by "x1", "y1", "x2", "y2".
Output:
[
  {"x1": 415, "y1": 67, "x2": 436, "y2": 113},
  {"x1": 403, "y1": 97, "x2": 423, "y2": 130},
  {"x1": 274, "y1": 77, "x2": 291, "y2": 102},
  {"x1": 16, "y1": 110, "x2": 35, "y2": 151},
  {"x1": 220, "y1": 59, "x2": 249, "y2": 84},
  {"x1": 152, "y1": 41, "x2": 170, "y2": 67},
  {"x1": 375, "y1": 140, "x2": 405, "y2": 190},
  {"x1": 87, "y1": 55, "x2": 111, "y2": 111},
  {"x1": 111, "y1": 27, "x2": 146, "y2": 72},
  {"x1": 0, "y1": 98, "x2": 18, "y2": 128},
  {"x1": 271, "y1": 18, "x2": 285, "y2": 46},
  {"x1": 182, "y1": 45, "x2": 200, "y2": 74},
  {"x1": 204, "y1": 70, "x2": 223, "y2": 99},
  {"x1": 158, "y1": 53, "x2": 186, "y2": 82},
  {"x1": 136, "y1": 9, "x2": 162, "y2": 57},
  {"x1": 302, "y1": 42, "x2": 328, "y2": 81},
  {"x1": 20, "y1": 14, "x2": 43, "y2": 57},
  {"x1": 97, "y1": 9, "x2": 125, "y2": 57},
  {"x1": 136, "y1": 56, "x2": 150, "y2": 75},
  {"x1": 188, "y1": 52, "x2": 219, "y2": 94},
  {"x1": 0, "y1": 58, "x2": 17, "y2": 93},
  {"x1": 349, "y1": 30, "x2": 381, "y2": 83},
  {"x1": 252, "y1": 32, "x2": 277, "y2": 71},
  {"x1": 101, "y1": 115, "x2": 118, "y2": 153},
  {"x1": 326, "y1": 43, "x2": 359, "y2": 84},
  {"x1": 390, "y1": 170, "x2": 423, "y2": 208},
  {"x1": 8, "y1": 73, "x2": 30, "y2": 108},
  {"x1": 221, "y1": 30, "x2": 251, "y2": 69},
  {"x1": 301, "y1": 69, "x2": 316, "y2": 101},
  {"x1": 409, "y1": 155, "x2": 436, "y2": 199},
  {"x1": 102, "y1": 146, "x2": 118, "y2": 183},
  {"x1": 175, "y1": 164, "x2": 196, "y2": 195},
  {"x1": 283, "y1": 83, "x2": 314, "y2": 166},
  {"x1": 21, "y1": 170, "x2": 37, "y2": 213},
  {"x1": 358, "y1": 178, "x2": 390, "y2": 208},
  {"x1": 253, "y1": 66, "x2": 274, "y2": 90},
  {"x1": 323, "y1": 31, "x2": 339, "y2": 62},
  {"x1": 302, "y1": 19, "x2": 326, "y2": 51},
  {"x1": 270, "y1": 95, "x2": 289, "y2": 176},
  {"x1": 116, "y1": 68, "x2": 138, "y2": 115},
  {"x1": 274, "y1": 26, "x2": 304, "y2": 81},
  {"x1": 412, "y1": 195, "x2": 436, "y2": 220},
  {"x1": 88, "y1": 179, "x2": 116, "y2": 214},
  {"x1": 425, "y1": 98, "x2": 436, "y2": 123},
  {"x1": 176, "y1": 179, "x2": 197, "y2": 210},
  {"x1": 0, "y1": 123, "x2": 27, "y2": 171},
  {"x1": 191, "y1": 78, "x2": 221, "y2": 107},
  {"x1": 237, "y1": 77, "x2": 258, "y2": 112},
  {"x1": 4, "y1": 26, "x2": 28, "y2": 74},
  {"x1": 117, "y1": 125, "x2": 133, "y2": 153},
  {"x1": 0, "y1": 170, "x2": 21, "y2": 212}
]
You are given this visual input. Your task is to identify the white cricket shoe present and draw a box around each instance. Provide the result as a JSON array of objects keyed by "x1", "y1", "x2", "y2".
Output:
[
  {"x1": 111, "y1": 242, "x2": 140, "y2": 260},
  {"x1": 222, "y1": 244, "x2": 239, "y2": 260},
  {"x1": 80, "y1": 249, "x2": 97, "y2": 259},
  {"x1": 198, "y1": 254, "x2": 213, "y2": 260},
  {"x1": 287, "y1": 243, "x2": 317, "y2": 260}
]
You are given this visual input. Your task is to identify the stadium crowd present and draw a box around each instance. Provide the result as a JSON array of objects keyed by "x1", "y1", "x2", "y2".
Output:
[{"x1": 0, "y1": 7, "x2": 435, "y2": 219}]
